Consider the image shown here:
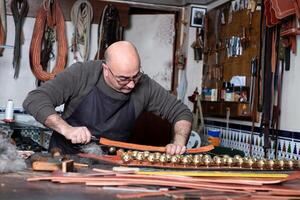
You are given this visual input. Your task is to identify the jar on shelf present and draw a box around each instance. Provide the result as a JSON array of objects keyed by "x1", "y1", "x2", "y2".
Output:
[{"x1": 225, "y1": 83, "x2": 234, "y2": 101}]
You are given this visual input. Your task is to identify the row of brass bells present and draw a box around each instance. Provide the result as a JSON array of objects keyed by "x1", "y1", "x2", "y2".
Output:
[{"x1": 120, "y1": 151, "x2": 300, "y2": 170}]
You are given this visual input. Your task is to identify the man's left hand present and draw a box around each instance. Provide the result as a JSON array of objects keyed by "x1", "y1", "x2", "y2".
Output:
[{"x1": 165, "y1": 143, "x2": 186, "y2": 155}]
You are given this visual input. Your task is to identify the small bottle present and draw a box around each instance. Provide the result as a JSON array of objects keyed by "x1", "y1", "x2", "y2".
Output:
[
  {"x1": 220, "y1": 82, "x2": 226, "y2": 101},
  {"x1": 239, "y1": 86, "x2": 249, "y2": 102},
  {"x1": 225, "y1": 83, "x2": 233, "y2": 101},
  {"x1": 233, "y1": 86, "x2": 241, "y2": 102},
  {"x1": 4, "y1": 99, "x2": 14, "y2": 122}
]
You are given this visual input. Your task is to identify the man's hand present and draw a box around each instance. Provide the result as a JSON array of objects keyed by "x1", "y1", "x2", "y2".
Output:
[
  {"x1": 168, "y1": 120, "x2": 191, "y2": 155},
  {"x1": 63, "y1": 126, "x2": 92, "y2": 144},
  {"x1": 44, "y1": 114, "x2": 92, "y2": 144},
  {"x1": 165, "y1": 143, "x2": 186, "y2": 155}
]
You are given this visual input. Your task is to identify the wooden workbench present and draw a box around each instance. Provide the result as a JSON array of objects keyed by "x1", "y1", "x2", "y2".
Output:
[
  {"x1": 2, "y1": 157, "x2": 300, "y2": 200},
  {"x1": 0, "y1": 169, "x2": 168, "y2": 200}
]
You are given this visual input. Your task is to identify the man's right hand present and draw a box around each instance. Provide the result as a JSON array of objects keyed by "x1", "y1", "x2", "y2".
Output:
[
  {"x1": 45, "y1": 114, "x2": 92, "y2": 144},
  {"x1": 63, "y1": 126, "x2": 92, "y2": 144}
]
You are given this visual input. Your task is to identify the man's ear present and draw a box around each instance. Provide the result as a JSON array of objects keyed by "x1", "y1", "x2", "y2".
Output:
[{"x1": 102, "y1": 63, "x2": 109, "y2": 77}]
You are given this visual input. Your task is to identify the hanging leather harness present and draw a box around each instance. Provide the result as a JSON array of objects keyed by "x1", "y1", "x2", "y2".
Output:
[
  {"x1": 70, "y1": 0, "x2": 93, "y2": 62},
  {"x1": 30, "y1": 0, "x2": 67, "y2": 82},
  {"x1": 10, "y1": 0, "x2": 28, "y2": 78},
  {"x1": 95, "y1": 4, "x2": 121, "y2": 60}
]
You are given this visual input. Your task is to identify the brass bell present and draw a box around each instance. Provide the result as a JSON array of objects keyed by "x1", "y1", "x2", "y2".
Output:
[
  {"x1": 159, "y1": 154, "x2": 167, "y2": 164},
  {"x1": 136, "y1": 152, "x2": 144, "y2": 162},
  {"x1": 227, "y1": 157, "x2": 234, "y2": 167},
  {"x1": 171, "y1": 155, "x2": 180, "y2": 164},
  {"x1": 121, "y1": 152, "x2": 132, "y2": 163},
  {"x1": 147, "y1": 153, "x2": 156, "y2": 163},
  {"x1": 286, "y1": 160, "x2": 294, "y2": 169},
  {"x1": 295, "y1": 160, "x2": 300, "y2": 169},
  {"x1": 154, "y1": 152, "x2": 161, "y2": 161},
  {"x1": 143, "y1": 151, "x2": 150, "y2": 158},
  {"x1": 221, "y1": 157, "x2": 228, "y2": 166},
  {"x1": 203, "y1": 156, "x2": 212, "y2": 167},
  {"x1": 181, "y1": 155, "x2": 192, "y2": 166},
  {"x1": 257, "y1": 159, "x2": 265, "y2": 170},
  {"x1": 246, "y1": 158, "x2": 254, "y2": 169},
  {"x1": 236, "y1": 158, "x2": 244, "y2": 168},
  {"x1": 132, "y1": 151, "x2": 138, "y2": 158},
  {"x1": 277, "y1": 159, "x2": 285, "y2": 169},
  {"x1": 192, "y1": 155, "x2": 201, "y2": 166},
  {"x1": 108, "y1": 146, "x2": 117, "y2": 155},
  {"x1": 166, "y1": 154, "x2": 172, "y2": 162},
  {"x1": 267, "y1": 159, "x2": 275, "y2": 170},
  {"x1": 213, "y1": 156, "x2": 222, "y2": 167}
]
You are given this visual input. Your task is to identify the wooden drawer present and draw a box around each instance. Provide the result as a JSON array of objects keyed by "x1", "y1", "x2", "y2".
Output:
[
  {"x1": 201, "y1": 101, "x2": 252, "y2": 120},
  {"x1": 202, "y1": 101, "x2": 222, "y2": 116},
  {"x1": 223, "y1": 102, "x2": 251, "y2": 118}
]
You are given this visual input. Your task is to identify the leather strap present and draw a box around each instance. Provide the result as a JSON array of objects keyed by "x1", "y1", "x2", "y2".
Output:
[
  {"x1": 10, "y1": 0, "x2": 28, "y2": 78},
  {"x1": 0, "y1": 15, "x2": 4, "y2": 56},
  {"x1": 261, "y1": 27, "x2": 275, "y2": 156},
  {"x1": 30, "y1": 0, "x2": 67, "y2": 82},
  {"x1": 0, "y1": 0, "x2": 6, "y2": 56},
  {"x1": 99, "y1": 138, "x2": 214, "y2": 153}
]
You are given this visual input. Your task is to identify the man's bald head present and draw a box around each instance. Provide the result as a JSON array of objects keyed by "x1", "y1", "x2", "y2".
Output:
[
  {"x1": 104, "y1": 41, "x2": 140, "y2": 75},
  {"x1": 102, "y1": 41, "x2": 142, "y2": 93}
]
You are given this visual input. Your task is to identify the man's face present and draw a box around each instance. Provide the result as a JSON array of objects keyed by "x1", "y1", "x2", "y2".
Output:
[{"x1": 103, "y1": 62, "x2": 143, "y2": 94}]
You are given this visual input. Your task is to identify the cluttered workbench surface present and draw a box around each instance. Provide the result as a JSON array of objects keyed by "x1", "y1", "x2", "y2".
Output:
[
  {"x1": 2, "y1": 157, "x2": 300, "y2": 200},
  {"x1": 2, "y1": 135, "x2": 300, "y2": 199},
  {"x1": 0, "y1": 166, "x2": 170, "y2": 200}
]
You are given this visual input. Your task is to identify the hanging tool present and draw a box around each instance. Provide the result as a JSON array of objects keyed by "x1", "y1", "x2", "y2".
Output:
[
  {"x1": 249, "y1": 57, "x2": 257, "y2": 112},
  {"x1": 10, "y1": 0, "x2": 29, "y2": 78}
]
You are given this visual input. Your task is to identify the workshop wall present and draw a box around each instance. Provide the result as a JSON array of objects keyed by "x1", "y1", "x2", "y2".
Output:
[
  {"x1": 0, "y1": 15, "x2": 101, "y2": 109},
  {"x1": 0, "y1": 14, "x2": 178, "y2": 109},
  {"x1": 280, "y1": 40, "x2": 300, "y2": 132}
]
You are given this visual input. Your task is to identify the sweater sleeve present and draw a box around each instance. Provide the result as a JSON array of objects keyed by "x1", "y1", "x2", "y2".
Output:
[
  {"x1": 23, "y1": 62, "x2": 86, "y2": 124},
  {"x1": 144, "y1": 77, "x2": 193, "y2": 124}
]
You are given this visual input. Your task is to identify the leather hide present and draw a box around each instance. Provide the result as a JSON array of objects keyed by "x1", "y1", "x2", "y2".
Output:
[{"x1": 265, "y1": 0, "x2": 300, "y2": 27}]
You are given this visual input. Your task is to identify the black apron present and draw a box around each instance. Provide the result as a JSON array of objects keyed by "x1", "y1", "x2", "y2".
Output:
[{"x1": 49, "y1": 86, "x2": 135, "y2": 154}]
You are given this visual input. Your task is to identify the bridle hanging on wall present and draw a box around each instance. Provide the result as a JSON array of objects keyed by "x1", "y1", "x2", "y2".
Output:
[
  {"x1": 95, "y1": 4, "x2": 121, "y2": 60},
  {"x1": 29, "y1": 0, "x2": 67, "y2": 82},
  {"x1": 70, "y1": 0, "x2": 93, "y2": 63}
]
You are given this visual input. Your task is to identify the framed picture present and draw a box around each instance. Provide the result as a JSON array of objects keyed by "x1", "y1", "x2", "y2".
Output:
[{"x1": 190, "y1": 6, "x2": 206, "y2": 28}]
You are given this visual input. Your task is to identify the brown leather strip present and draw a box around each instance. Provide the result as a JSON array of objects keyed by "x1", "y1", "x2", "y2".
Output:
[
  {"x1": 29, "y1": 0, "x2": 67, "y2": 81},
  {"x1": 0, "y1": 15, "x2": 4, "y2": 56},
  {"x1": 115, "y1": 174, "x2": 285, "y2": 186},
  {"x1": 99, "y1": 138, "x2": 214, "y2": 153}
]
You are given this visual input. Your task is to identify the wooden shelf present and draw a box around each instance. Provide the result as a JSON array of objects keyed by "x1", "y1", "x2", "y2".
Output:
[
  {"x1": 202, "y1": 3, "x2": 261, "y2": 122},
  {"x1": 202, "y1": 101, "x2": 251, "y2": 120}
]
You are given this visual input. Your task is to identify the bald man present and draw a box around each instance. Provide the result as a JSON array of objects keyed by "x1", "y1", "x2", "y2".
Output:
[{"x1": 23, "y1": 41, "x2": 193, "y2": 155}]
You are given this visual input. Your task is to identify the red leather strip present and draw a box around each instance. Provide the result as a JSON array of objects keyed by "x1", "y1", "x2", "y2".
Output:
[
  {"x1": 29, "y1": 0, "x2": 67, "y2": 81},
  {"x1": 99, "y1": 137, "x2": 214, "y2": 154}
]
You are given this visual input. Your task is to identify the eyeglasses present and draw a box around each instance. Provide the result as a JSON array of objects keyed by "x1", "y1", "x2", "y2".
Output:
[{"x1": 104, "y1": 63, "x2": 144, "y2": 86}]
